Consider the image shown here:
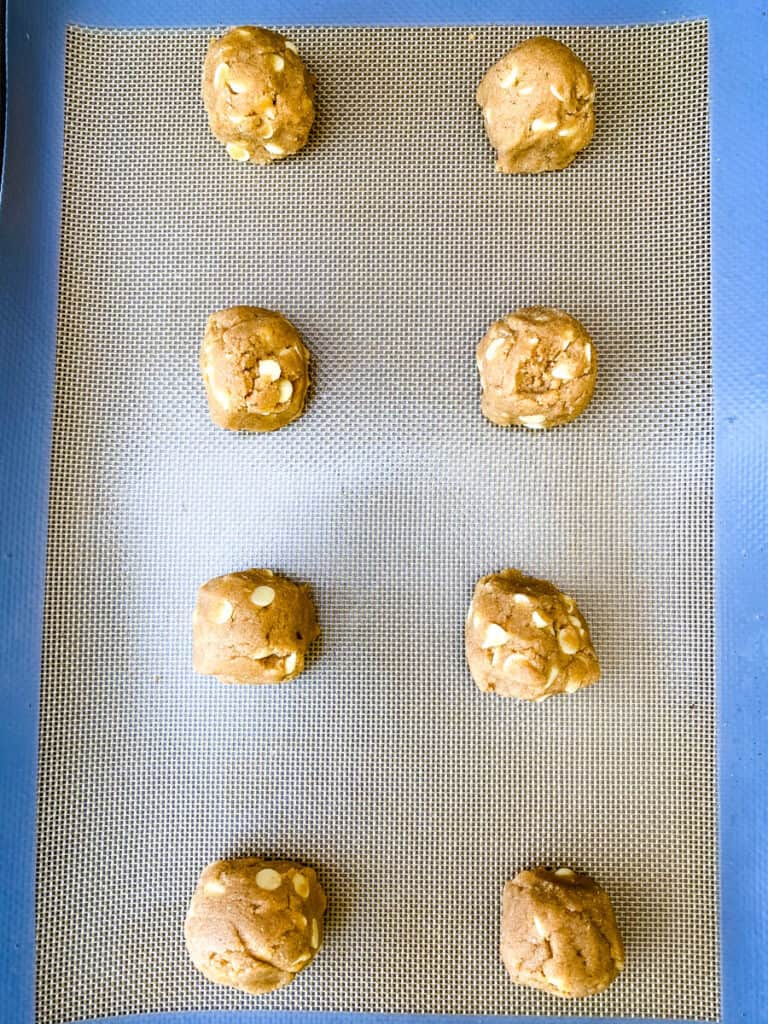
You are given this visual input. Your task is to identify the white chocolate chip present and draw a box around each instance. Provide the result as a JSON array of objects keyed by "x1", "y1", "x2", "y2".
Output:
[
  {"x1": 512, "y1": 593, "x2": 530, "y2": 604},
  {"x1": 519, "y1": 414, "x2": 546, "y2": 429},
  {"x1": 484, "y1": 336, "x2": 506, "y2": 361},
  {"x1": 503, "y1": 653, "x2": 528, "y2": 672},
  {"x1": 291, "y1": 952, "x2": 312, "y2": 970},
  {"x1": 310, "y1": 919, "x2": 320, "y2": 948},
  {"x1": 272, "y1": 54, "x2": 285, "y2": 72},
  {"x1": 584, "y1": 342, "x2": 592, "y2": 364},
  {"x1": 568, "y1": 614, "x2": 583, "y2": 630},
  {"x1": 558, "y1": 627, "x2": 580, "y2": 656},
  {"x1": 499, "y1": 66, "x2": 518, "y2": 89},
  {"x1": 557, "y1": 126, "x2": 577, "y2": 137},
  {"x1": 293, "y1": 873, "x2": 310, "y2": 899},
  {"x1": 531, "y1": 117, "x2": 557, "y2": 132},
  {"x1": 285, "y1": 40, "x2": 299, "y2": 54},
  {"x1": 278, "y1": 379, "x2": 294, "y2": 404},
  {"x1": 284, "y1": 651, "x2": 298, "y2": 674},
  {"x1": 533, "y1": 914, "x2": 548, "y2": 938},
  {"x1": 551, "y1": 361, "x2": 575, "y2": 381},
  {"x1": 250, "y1": 585, "x2": 275, "y2": 608},
  {"x1": 531, "y1": 610, "x2": 552, "y2": 629},
  {"x1": 555, "y1": 867, "x2": 575, "y2": 879},
  {"x1": 562, "y1": 595, "x2": 575, "y2": 610},
  {"x1": 565, "y1": 679, "x2": 580, "y2": 694},
  {"x1": 264, "y1": 142, "x2": 286, "y2": 156},
  {"x1": 225, "y1": 142, "x2": 250, "y2": 162},
  {"x1": 213, "y1": 62, "x2": 229, "y2": 90},
  {"x1": 546, "y1": 665, "x2": 560, "y2": 688},
  {"x1": 484, "y1": 108, "x2": 493, "y2": 124},
  {"x1": 208, "y1": 597, "x2": 233, "y2": 624},
  {"x1": 257, "y1": 120, "x2": 275, "y2": 140},
  {"x1": 256, "y1": 868, "x2": 282, "y2": 890},
  {"x1": 518, "y1": 84, "x2": 534, "y2": 95},
  {"x1": 205, "y1": 363, "x2": 232, "y2": 411},
  {"x1": 481, "y1": 623, "x2": 511, "y2": 649},
  {"x1": 227, "y1": 77, "x2": 250, "y2": 95},
  {"x1": 472, "y1": 612, "x2": 483, "y2": 630},
  {"x1": 549, "y1": 83, "x2": 565, "y2": 101},
  {"x1": 204, "y1": 879, "x2": 226, "y2": 895},
  {"x1": 227, "y1": 111, "x2": 245, "y2": 124},
  {"x1": 258, "y1": 358, "x2": 281, "y2": 382}
]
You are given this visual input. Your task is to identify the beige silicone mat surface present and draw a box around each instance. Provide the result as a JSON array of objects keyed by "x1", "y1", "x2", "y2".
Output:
[{"x1": 37, "y1": 20, "x2": 717, "y2": 1023}]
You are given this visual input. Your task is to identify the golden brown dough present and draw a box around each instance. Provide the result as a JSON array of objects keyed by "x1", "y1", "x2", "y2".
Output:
[
  {"x1": 200, "y1": 305, "x2": 311, "y2": 432},
  {"x1": 185, "y1": 857, "x2": 326, "y2": 995},
  {"x1": 202, "y1": 26, "x2": 315, "y2": 165},
  {"x1": 477, "y1": 36, "x2": 594, "y2": 174},
  {"x1": 501, "y1": 866, "x2": 624, "y2": 998},
  {"x1": 477, "y1": 306, "x2": 596, "y2": 430},
  {"x1": 193, "y1": 569, "x2": 320, "y2": 684},
  {"x1": 465, "y1": 569, "x2": 600, "y2": 701}
]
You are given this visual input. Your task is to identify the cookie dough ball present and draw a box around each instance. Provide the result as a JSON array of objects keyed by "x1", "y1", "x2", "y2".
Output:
[
  {"x1": 193, "y1": 569, "x2": 320, "y2": 684},
  {"x1": 185, "y1": 857, "x2": 326, "y2": 994},
  {"x1": 201, "y1": 306, "x2": 311, "y2": 432},
  {"x1": 477, "y1": 306, "x2": 596, "y2": 430},
  {"x1": 465, "y1": 569, "x2": 600, "y2": 701},
  {"x1": 501, "y1": 866, "x2": 624, "y2": 998},
  {"x1": 477, "y1": 36, "x2": 594, "y2": 174},
  {"x1": 202, "y1": 26, "x2": 315, "y2": 165}
]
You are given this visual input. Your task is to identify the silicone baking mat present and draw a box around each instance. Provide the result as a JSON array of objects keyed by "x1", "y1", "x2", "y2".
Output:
[{"x1": 36, "y1": 20, "x2": 715, "y2": 1023}]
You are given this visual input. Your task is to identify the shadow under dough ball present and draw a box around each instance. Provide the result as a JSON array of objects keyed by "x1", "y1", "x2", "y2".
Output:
[
  {"x1": 202, "y1": 25, "x2": 315, "y2": 164},
  {"x1": 465, "y1": 569, "x2": 600, "y2": 701},
  {"x1": 185, "y1": 858, "x2": 326, "y2": 995},
  {"x1": 477, "y1": 36, "x2": 594, "y2": 174},
  {"x1": 477, "y1": 306, "x2": 596, "y2": 429},
  {"x1": 193, "y1": 569, "x2": 320, "y2": 684},
  {"x1": 200, "y1": 305, "x2": 311, "y2": 432},
  {"x1": 501, "y1": 867, "x2": 624, "y2": 998}
]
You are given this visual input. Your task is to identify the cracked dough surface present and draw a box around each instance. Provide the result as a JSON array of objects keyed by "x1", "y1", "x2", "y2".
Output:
[
  {"x1": 192, "y1": 569, "x2": 320, "y2": 684},
  {"x1": 202, "y1": 26, "x2": 315, "y2": 165},
  {"x1": 477, "y1": 36, "x2": 594, "y2": 174},
  {"x1": 200, "y1": 305, "x2": 311, "y2": 432},
  {"x1": 185, "y1": 857, "x2": 326, "y2": 995},
  {"x1": 477, "y1": 306, "x2": 596, "y2": 429},
  {"x1": 501, "y1": 866, "x2": 624, "y2": 998},
  {"x1": 465, "y1": 569, "x2": 600, "y2": 701}
]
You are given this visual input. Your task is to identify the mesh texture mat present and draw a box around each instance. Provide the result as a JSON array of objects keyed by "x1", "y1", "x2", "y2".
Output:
[{"x1": 37, "y1": 21, "x2": 717, "y2": 1023}]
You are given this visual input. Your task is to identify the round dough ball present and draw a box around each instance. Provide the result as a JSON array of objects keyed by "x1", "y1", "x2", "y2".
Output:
[
  {"x1": 185, "y1": 857, "x2": 326, "y2": 995},
  {"x1": 501, "y1": 866, "x2": 624, "y2": 998},
  {"x1": 201, "y1": 305, "x2": 311, "y2": 433},
  {"x1": 477, "y1": 306, "x2": 596, "y2": 430},
  {"x1": 193, "y1": 569, "x2": 320, "y2": 684},
  {"x1": 465, "y1": 569, "x2": 600, "y2": 701},
  {"x1": 202, "y1": 26, "x2": 315, "y2": 165},
  {"x1": 477, "y1": 36, "x2": 594, "y2": 174}
]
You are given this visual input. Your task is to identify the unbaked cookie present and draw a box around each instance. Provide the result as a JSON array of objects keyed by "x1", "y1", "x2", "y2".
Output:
[
  {"x1": 185, "y1": 857, "x2": 326, "y2": 994},
  {"x1": 202, "y1": 26, "x2": 315, "y2": 165},
  {"x1": 501, "y1": 866, "x2": 624, "y2": 998},
  {"x1": 465, "y1": 569, "x2": 600, "y2": 701},
  {"x1": 201, "y1": 305, "x2": 311, "y2": 432},
  {"x1": 477, "y1": 306, "x2": 596, "y2": 429},
  {"x1": 477, "y1": 36, "x2": 594, "y2": 174},
  {"x1": 193, "y1": 569, "x2": 320, "y2": 684}
]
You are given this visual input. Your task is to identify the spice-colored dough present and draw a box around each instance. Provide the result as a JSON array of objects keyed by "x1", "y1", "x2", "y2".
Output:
[
  {"x1": 477, "y1": 36, "x2": 594, "y2": 174},
  {"x1": 501, "y1": 866, "x2": 624, "y2": 998},
  {"x1": 477, "y1": 306, "x2": 596, "y2": 429},
  {"x1": 465, "y1": 569, "x2": 600, "y2": 701},
  {"x1": 185, "y1": 857, "x2": 326, "y2": 995},
  {"x1": 192, "y1": 569, "x2": 320, "y2": 684},
  {"x1": 202, "y1": 26, "x2": 315, "y2": 165},
  {"x1": 200, "y1": 305, "x2": 311, "y2": 432}
]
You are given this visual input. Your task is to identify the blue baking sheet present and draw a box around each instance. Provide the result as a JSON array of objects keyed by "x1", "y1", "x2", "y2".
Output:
[{"x1": 1, "y1": 1, "x2": 766, "y2": 1022}]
